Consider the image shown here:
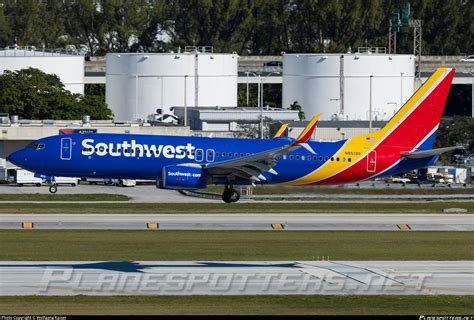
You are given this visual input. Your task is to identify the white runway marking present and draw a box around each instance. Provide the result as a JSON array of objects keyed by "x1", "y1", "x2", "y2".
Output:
[{"x1": 0, "y1": 261, "x2": 472, "y2": 296}]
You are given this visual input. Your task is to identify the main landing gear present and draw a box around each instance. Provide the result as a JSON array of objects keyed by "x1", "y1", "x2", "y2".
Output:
[{"x1": 222, "y1": 185, "x2": 240, "y2": 203}]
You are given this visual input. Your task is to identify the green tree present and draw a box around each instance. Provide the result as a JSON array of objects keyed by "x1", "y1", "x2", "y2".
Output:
[
  {"x1": 1, "y1": 0, "x2": 68, "y2": 48},
  {"x1": 290, "y1": 101, "x2": 305, "y2": 120},
  {"x1": 0, "y1": 68, "x2": 112, "y2": 120},
  {"x1": 0, "y1": 2, "x2": 12, "y2": 47},
  {"x1": 63, "y1": 0, "x2": 105, "y2": 55},
  {"x1": 0, "y1": 0, "x2": 472, "y2": 56},
  {"x1": 163, "y1": 0, "x2": 253, "y2": 53},
  {"x1": 435, "y1": 117, "x2": 474, "y2": 152}
]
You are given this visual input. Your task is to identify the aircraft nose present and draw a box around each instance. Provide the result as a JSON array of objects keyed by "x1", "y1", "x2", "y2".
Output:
[{"x1": 7, "y1": 149, "x2": 25, "y2": 167}]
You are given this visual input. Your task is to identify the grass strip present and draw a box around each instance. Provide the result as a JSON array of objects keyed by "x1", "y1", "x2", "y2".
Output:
[
  {"x1": 1, "y1": 230, "x2": 472, "y2": 261},
  {"x1": 0, "y1": 295, "x2": 472, "y2": 315}
]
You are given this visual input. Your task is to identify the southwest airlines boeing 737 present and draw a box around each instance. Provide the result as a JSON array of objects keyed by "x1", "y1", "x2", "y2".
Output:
[{"x1": 7, "y1": 68, "x2": 458, "y2": 202}]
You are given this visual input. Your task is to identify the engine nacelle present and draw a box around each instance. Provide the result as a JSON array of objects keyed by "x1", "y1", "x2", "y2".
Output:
[{"x1": 161, "y1": 165, "x2": 207, "y2": 190}]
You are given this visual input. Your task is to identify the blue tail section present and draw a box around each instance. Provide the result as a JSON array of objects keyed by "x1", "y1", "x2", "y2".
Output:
[{"x1": 416, "y1": 129, "x2": 438, "y2": 151}]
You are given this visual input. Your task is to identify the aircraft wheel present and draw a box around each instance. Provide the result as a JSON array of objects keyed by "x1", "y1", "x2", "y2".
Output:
[
  {"x1": 222, "y1": 188, "x2": 240, "y2": 203},
  {"x1": 222, "y1": 189, "x2": 232, "y2": 203},
  {"x1": 229, "y1": 189, "x2": 240, "y2": 202},
  {"x1": 49, "y1": 185, "x2": 58, "y2": 194}
]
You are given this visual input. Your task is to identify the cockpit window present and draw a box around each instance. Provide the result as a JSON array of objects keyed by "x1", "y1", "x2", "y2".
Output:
[{"x1": 26, "y1": 143, "x2": 45, "y2": 150}]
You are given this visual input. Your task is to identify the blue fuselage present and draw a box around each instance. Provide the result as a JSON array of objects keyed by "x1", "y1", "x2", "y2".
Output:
[{"x1": 7, "y1": 133, "x2": 436, "y2": 186}]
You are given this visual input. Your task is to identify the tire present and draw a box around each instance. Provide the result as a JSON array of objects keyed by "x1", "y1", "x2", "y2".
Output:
[
  {"x1": 71, "y1": 183, "x2": 76, "y2": 187},
  {"x1": 229, "y1": 190, "x2": 240, "y2": 202},
  {"x1": 49, "y1": 185, "x2": 58, "y2": 194},
  {"x1": 222, "y1": 190, "x2": 232, "y2": 203},
  {"x1": 35, "y1": 183, "x2": 42, "y2": 187},
  {"x1": 222, "y1": 189, "x2": 240, "y2": 203}
]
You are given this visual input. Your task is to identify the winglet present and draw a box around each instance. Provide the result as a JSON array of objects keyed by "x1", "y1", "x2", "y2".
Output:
[
  {"x1": 294, "y1": 114, "x2": 320, "y2": 144},
  {"x1": 273, "y1": 123, "x2": 289, "y2": 138}
]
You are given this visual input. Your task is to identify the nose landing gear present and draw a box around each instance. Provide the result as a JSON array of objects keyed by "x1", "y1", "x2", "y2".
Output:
[
  {"x1": 222, "y1": 185, "x2": 240, "y2": 203},
  {"x1": 48, "y1": 183, "x2": 58, "y2": 194}
]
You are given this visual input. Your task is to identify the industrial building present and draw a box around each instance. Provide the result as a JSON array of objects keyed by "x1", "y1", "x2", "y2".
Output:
[
  {"x1": 106, "y1": 48, "x2": 238, "y2": 122},
  {"x1": 282, "y1": 53, "x2": 415, "y2": 120},
  {"x1": 0, "y1": 46, "x2": 85, "y2": 94},
  {"x1": 173, "y1": 106, "x2": 299, "y2": 131}
]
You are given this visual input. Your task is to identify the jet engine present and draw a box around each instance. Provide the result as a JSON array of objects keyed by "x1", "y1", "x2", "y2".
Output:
[{"x1": 160, "y1": 165, "x2": 207, "y2": 190}]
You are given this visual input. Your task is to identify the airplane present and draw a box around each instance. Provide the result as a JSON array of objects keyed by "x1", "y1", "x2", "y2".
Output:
[{"x1": 7, "y1": 67, "x2": 459, "y2": 203}]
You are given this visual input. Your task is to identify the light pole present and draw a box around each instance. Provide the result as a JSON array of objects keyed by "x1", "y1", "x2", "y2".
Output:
[
  {"x1": 184, "y1": 75, "x2": 188, "y2": 127},
  {"x1": 369, "y1": 75, "x2": 373, "y2": 133},
  {"x1": 245, "y1": 71, "x2": 250, "y2": 106},
  {"x1": 400, "y1": 72, "x2": 405, "y2": 108},
  {"x1": 259, "y1": 71, "x2": 281, "y2": 139},
  {"x1": 135, "y1": 74, "x2": 139, "y2": 121},
  {"x1": 245, "y1": 71, "x2": 260, "y2": 108}
]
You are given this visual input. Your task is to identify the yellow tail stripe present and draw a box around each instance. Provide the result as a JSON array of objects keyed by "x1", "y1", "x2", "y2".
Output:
[{"x1": 274, "y1": 123, "x2": 289, "y2": 138}]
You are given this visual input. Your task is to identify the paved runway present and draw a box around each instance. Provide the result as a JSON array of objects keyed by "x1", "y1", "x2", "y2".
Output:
[
  {"x1": 0, "y1": 261, "x2": 471, "y2": 296},
  {"x1": 1, "y1": 213, "x2": 473, "y2": 231},
  {"x1": 0, "y1": 184, "x2": 472, "y2": 203}
]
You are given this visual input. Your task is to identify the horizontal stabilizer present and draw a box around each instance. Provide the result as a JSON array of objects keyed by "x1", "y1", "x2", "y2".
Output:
[{"x1": 402, "y1": 146, "x2": 464, "y2": 159}]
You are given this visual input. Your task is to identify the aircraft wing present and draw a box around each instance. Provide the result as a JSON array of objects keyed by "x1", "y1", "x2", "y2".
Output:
[
  {"x1": 204, "y1": 115, "x2": 320, "y2": 183},
  {"x1": 402, "y1": 146, "x2": 464, "y2": 159}
]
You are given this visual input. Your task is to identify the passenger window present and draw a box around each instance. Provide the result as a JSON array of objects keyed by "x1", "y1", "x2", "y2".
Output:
[
  {"x1": 324, "y1": 156, "x2": 328, "y2": 161},
  {"x1": 348, "y1": 158, "x2": 352, "y2": 162},
  {"x1": 283, "y1": 155, "x2": 287, "y2": 160},
  {"x1": 331, "y1": 157, "x2": 334, "y2": 161},
  {"x1": 336, "y1": 157, "x2": 340, "y2": 162},
  {"x1": 289, "y1": 155, "x2": 294, "y2": 160},
  {"x1": 342, "y1": 157, "x2": 346, "y2": 162},
  {"x1": 234, "y1": 152, "x2": 238, "y2": 157},
  {"x1": 216, "y1": 152, "x2": 220, "y2": 157},
  {"x1": 296, "y1": 155, "x2": 300, "y2": 160},
  {"x1": 318, "y1": 156, "x2": 323, "y2": 161}
]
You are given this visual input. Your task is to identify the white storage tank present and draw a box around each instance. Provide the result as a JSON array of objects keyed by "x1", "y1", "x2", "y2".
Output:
[
  {"x1": 282, "y1": 53, "x2": 415, "y2": 121},
  {"x1": 0, "y1": 47, "x2": 84, "y2": 94},
  {"x1": 106, "y1": 52, "x2": 238, "y2": 122}
]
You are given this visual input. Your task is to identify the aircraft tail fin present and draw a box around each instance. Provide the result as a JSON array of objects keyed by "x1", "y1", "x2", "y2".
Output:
[
  {"x1": 294, "y1": 114, "x2": 320, "y2": 144},
  {"x1": 377, "y1": 68, "x2": 455, "y2": 151},
  {"x1": 273, "y1": 123, "x2": 289, "y2": 138}
]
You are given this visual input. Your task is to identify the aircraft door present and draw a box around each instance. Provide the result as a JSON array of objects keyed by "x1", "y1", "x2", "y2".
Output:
[
  {"x1": 60, "y1": 137, "x2": 72, "y2": 160},
  {"x1": 367, "y1": 151, "x2": 376, "y2": 172},
  {"x1": 195, "y1": 148, "x2": 204, "y2": 162}
]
